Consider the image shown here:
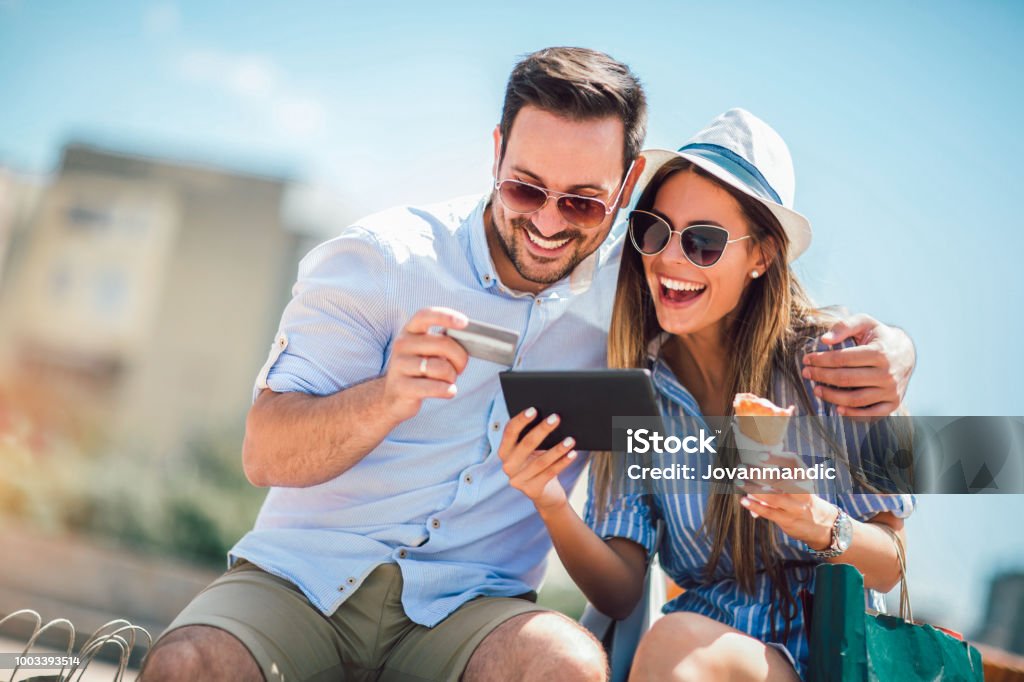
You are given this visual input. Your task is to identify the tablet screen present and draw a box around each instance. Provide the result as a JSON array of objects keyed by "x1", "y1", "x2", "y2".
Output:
[{"x1": 499, "y1": 369, "x2": 664, "y2": 451}]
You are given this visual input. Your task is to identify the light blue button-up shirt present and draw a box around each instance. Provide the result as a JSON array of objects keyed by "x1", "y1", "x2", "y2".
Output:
[{"x1": 230, "y1": 194, "x2": 623, "y2": 626}]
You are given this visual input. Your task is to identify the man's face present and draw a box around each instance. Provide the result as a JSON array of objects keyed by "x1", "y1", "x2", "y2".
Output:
[{"x1": 488, "y1": 105, "x2": 642, "y2": 293}]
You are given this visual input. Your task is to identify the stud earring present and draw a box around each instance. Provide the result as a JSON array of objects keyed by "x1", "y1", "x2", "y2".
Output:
[{"x1": 751, "y1": 270, "x2": 760, "y2": 279}]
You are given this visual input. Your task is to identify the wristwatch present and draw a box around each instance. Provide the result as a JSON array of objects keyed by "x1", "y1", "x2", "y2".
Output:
[{"x1": 805, "y1": 506, "x2": 852, "y2": 559}]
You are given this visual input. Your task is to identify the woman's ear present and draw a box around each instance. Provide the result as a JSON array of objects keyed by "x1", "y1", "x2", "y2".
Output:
[{"x1": 753, "y1": 236, "x2": 779, "y2": 276}]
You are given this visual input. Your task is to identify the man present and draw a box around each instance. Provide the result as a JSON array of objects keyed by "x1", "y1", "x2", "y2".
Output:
[{"x1": 141, "y1": 47, "x2": 914, "y2": 682}]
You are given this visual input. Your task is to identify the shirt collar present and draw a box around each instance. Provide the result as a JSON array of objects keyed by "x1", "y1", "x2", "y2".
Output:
[
  {"x1": 466, "y1": 194, "x2": 499, "y2": 290},
  {"x1": 567, "y1": 250, "x2": 596, "y2": 295}
]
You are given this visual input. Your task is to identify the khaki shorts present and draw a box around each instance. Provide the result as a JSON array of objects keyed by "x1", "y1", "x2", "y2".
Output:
[{"x1": 159, "y1": 560, "x2": 548, "y2": 682}]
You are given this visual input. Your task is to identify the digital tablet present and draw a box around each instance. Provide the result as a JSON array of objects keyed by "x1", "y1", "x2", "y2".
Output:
[{"x1": 499, "y1": 369, "x2": 664, "y2": 451}]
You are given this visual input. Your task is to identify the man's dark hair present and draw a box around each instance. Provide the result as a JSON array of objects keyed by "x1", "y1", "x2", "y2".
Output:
[{"x1": 499, "y1": 47, "x2": 647, "y2": 172}]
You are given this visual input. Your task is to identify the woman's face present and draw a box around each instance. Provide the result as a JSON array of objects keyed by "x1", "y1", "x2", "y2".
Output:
[{"x1": 642, "y1": 170, "x2": 765, "y2": 338}]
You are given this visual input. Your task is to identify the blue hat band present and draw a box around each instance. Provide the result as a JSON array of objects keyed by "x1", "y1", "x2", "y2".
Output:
[{"x1": 677, "y1": 142, "x2": 782, "y2": 206}]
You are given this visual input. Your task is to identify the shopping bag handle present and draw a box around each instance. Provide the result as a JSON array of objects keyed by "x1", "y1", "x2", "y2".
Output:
[{"x1": 878, "y1": 524, "x2": 912, "y2": 622}]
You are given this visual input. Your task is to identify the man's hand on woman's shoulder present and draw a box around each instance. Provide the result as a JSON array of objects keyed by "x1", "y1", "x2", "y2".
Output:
[{"x1": 800, "y1": 314, "x2": 916, "y2": 418}]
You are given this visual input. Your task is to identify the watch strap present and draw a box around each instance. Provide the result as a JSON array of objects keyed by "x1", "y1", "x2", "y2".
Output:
[{"x1": 804, "y1": 507, "x2": 849, "y2": 559}]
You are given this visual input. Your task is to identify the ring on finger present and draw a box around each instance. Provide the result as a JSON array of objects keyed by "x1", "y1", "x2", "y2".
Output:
[{"x1": 418, "y1": 357, "x2": 429, "y2": 377}]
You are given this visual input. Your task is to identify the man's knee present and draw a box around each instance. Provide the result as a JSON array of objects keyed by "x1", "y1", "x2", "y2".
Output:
[
  {"x1": 550, "y1": 622, "x2": 607, "y2": 681},
  {"x1": 139, "y1": 625, "x2": 263, "y2": 682},
  {"x1": 538, "y1": 614, "x2": 605, "y2": 679},
  {"x1": 467, "y1": 612, "x2": 607, "y2": 682}
]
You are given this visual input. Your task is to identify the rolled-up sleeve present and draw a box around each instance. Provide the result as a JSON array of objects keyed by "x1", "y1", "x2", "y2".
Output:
[
  {"x1": 838, "y1": 491, "x2": 916, "y2": 521},
  {"x1": 253, "y1": 226, "x2": 395, "y2": 401},
  {"x1": 834, "y1": 417, "x2": 917, "y2": 521},
  {"x1": 583, "y1": 468, "x2": 658, "y2": 557}
]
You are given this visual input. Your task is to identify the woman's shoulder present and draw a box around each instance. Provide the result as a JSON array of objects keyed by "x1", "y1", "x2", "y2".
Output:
[
  {"x1": 793, "y1": 311, "x2": 858, "y2": 357},
  {"x1": 773, "y1": 318, "x2": 858, "y2": 418}
]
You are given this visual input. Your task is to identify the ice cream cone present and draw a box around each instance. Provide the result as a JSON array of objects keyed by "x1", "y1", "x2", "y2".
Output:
[{"x1": 733, "y1": 393, "x2": 795, "y2": 447}]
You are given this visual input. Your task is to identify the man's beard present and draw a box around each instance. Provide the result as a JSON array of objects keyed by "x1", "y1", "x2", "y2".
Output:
[{"x1": 493, "y1": 213, "x2": 585, "y2": 285}]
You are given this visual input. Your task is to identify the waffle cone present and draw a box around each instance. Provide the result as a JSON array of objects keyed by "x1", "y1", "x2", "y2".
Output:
[{"x1": 733, "y1": 393, "x2": 795, "y2": 446}]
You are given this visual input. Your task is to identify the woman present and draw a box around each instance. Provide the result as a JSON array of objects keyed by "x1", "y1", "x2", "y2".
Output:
[{"x1": 497, "y1": 109, "x2": 914, "y2": 681}]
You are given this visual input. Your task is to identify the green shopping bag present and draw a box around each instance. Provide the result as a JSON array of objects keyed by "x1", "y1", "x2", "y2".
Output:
[{"x1": 808, "y1": 540, "x2": 984, "y2": 682}]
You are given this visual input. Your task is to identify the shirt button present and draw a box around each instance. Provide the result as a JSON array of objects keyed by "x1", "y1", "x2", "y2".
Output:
[
  {"x1": 491, "y1": 421, "x2": 500, "y2": 432},
  {"x1": 346, "y1": 577, "x2": 356, "y2": 585},
  {"x1": 398, "y1": 549, "x2": 408, "y2": 559},
  {"x1": 534, "y1": 298, "x2": 542, "y2": 306},
  {"x1": 484, "y1": 274, "x2": 492, "y2": 283},
  {"x1": 464, "y1": 474, "x2": 473, "y2": 484},
  {"x1": 430, "y1": 518, "x2": 441, "y2": 529},
  {"x1": 338, "y1": 585, "x2": 346, "y2": 592}
]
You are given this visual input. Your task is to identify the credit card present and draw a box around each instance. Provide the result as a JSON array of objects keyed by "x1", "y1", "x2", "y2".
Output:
[{"x1": 445, "y1": 320, "x2": 520, "y2": 366}]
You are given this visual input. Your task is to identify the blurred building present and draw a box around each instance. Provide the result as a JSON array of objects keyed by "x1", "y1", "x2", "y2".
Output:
[
  {"x1": 975, "y1": 571, "x2": 1024, "y2": 655},
  {"x1": 0, "y1": 142, "x2": 320, "y2": 460},
  {"x1": 0, "y1": 168, "x2": 14, "y2": 282},
  {"x1": 0, "y1": 166, "x2": 45, "y2": 287}
]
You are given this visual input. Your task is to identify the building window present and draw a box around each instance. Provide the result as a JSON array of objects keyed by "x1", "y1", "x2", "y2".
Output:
[{"x1": 65, "y1": 204, "x2": 113, "y2": 231}]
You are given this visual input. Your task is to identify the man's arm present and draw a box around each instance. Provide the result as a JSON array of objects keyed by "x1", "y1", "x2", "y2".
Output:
[
  {"x1": 802, "y1": 314, "x2": 916, "y2": 417},
  {"x1": 243, "y1": 307, "x2": 470, "y2": 488}
]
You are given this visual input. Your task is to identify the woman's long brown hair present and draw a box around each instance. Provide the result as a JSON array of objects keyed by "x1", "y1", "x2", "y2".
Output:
[{"x1": 593, "y1": 157, "x2": 836, "y2": 639}]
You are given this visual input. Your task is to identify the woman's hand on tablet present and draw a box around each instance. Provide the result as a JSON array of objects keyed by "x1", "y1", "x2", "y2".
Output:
[
  {"x1": 499, "y1": 408, "x2": 648, "y2": 618},
  {"x1": 498, "y1": 408, "x2": 578, "y2": 511}
]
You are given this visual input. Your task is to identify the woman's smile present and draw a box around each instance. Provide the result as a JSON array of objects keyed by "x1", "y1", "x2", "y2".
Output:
[{"x1": 654, "y1": 273, "x2": 708, "y2": 308}]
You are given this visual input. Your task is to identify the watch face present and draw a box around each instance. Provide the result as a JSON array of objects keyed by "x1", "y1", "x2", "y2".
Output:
[{"x1": 836, "y1": 512, "x2": 853, "y2": 551}]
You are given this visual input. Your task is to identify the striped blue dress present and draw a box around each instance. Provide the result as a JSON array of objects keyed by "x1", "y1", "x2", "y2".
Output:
[{"x1": 585, "y1": 337, "x2": 916, "y2": 678}]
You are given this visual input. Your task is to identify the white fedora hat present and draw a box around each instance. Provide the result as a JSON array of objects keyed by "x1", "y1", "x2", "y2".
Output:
[{"x1": 636, "y1": 108, "x2": 812, "y2": 261}]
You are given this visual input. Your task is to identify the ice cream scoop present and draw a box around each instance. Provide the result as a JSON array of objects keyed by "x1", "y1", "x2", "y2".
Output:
[{"x1": 733, "y1": 392, "x2": 795, "y2": 447}]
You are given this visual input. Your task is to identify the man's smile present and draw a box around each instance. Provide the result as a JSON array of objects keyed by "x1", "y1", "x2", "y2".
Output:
[{"x1": 521, "y1": 225, "x2": 574, "y2": 255}]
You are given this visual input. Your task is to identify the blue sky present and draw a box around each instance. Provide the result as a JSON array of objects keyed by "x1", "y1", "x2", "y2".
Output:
[{"x1": 2, "y1": 1, "x2": 1022, "y2": 634}]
